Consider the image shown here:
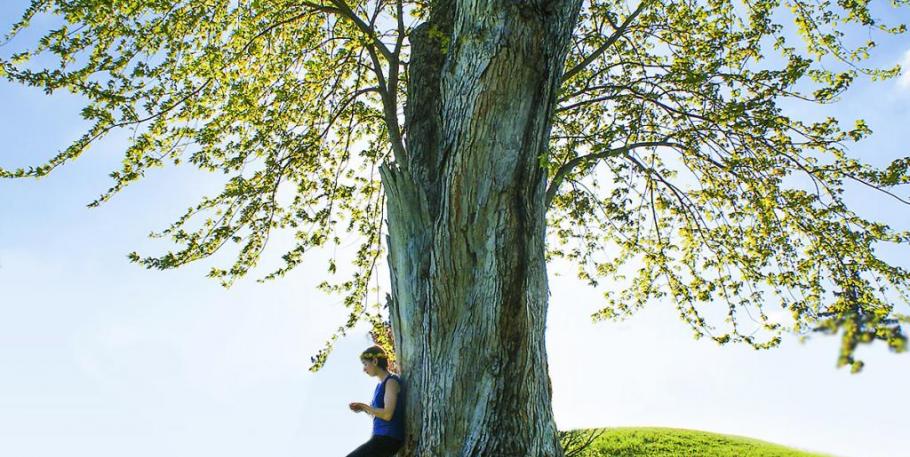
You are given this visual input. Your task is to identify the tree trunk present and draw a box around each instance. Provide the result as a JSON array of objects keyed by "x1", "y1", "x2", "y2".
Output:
[{"x1": 379, "y1": 1, "x2": 582, "y2": 455}]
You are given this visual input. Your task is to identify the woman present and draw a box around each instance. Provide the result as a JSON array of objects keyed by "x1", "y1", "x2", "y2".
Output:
[{"x1": 346, "y1": 346, "x2": 405, "y2": 457}]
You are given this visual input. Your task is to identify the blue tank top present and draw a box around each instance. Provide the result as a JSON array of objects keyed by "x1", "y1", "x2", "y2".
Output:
[{"x1": 371, "y1": 374, "x2": 405, "y2": 440}]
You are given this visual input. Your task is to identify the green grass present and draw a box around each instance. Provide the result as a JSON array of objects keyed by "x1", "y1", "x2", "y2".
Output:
[{"x1": 564, "y1": 427, "x2": 838, "y2": 457}]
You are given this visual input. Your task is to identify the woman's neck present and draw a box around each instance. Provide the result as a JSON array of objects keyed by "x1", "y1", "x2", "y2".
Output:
[{"x1": 374, "y1": 368, "x2": 390, "y2": 380}]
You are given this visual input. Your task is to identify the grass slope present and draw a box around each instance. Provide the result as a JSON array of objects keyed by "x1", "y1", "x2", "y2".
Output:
[{"x1": 572, "y1": 427, "x2": 836, "y2": 457}]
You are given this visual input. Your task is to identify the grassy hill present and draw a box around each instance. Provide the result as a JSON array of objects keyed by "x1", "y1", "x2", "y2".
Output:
[{"x1": 562, "y1": 427, "x2": 837, "y2": 457}]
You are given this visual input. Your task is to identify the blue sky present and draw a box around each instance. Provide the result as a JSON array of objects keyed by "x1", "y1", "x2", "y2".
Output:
[{"x1": 1, "y1": 3, "x2": 909, "y2": 457}]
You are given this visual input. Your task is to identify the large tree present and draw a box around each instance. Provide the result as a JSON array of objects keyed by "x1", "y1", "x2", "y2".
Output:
[{"x1": 2, "y1": 0, "x2": 909, "y2": 455}]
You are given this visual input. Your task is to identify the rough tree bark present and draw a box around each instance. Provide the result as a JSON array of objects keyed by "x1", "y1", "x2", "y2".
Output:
[{"x1": 380, "y1": 0, "x2": 583, "y2": 455}]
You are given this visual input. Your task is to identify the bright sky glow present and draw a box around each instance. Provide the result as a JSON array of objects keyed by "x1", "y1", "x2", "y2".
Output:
[{"x1": 899, "y1": 49, "x2": 910, "y2": 89}]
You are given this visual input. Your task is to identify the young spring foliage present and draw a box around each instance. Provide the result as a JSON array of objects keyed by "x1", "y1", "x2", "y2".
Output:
[{"x1": 2, "y1": 0, "x2": 908, "y2": 372}]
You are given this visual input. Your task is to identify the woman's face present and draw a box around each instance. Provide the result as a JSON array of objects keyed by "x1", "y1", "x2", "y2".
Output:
[{"x1": 362, "y1": 359, "x2": 379, "y2": 376}]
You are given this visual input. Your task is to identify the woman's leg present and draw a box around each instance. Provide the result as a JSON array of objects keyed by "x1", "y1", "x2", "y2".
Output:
[
  {"x1": 345, "y1": 435, "x2": 402, "y2": 457},
  {"x1": 344, "y1": 438, "x2": 374, "y2": 457},
  {"x1": 371, "y1": 435, "x2": 403, "y2": 456}
]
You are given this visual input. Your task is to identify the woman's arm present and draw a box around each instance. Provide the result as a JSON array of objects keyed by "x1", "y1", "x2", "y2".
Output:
[{"x1": 359, "y1": 378, "x2": 399, "y2": 421}]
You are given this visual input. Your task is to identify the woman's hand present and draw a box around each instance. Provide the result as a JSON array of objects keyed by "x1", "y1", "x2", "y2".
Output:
[{"x1": 349, "y1": 402, "x2": 369, "y2": 413}]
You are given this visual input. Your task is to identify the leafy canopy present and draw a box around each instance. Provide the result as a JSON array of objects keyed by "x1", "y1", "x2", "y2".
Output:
[{"x1": 2, "y1": 0, "x2": 909, "y2": 372}]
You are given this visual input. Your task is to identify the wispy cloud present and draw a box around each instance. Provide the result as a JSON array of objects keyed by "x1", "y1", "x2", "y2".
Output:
[{"x1": 899, "y1": 49, "x2": 910, "y2": 89}]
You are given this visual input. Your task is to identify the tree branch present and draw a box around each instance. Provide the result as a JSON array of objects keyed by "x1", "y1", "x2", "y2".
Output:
[
  {"x1": 546, "y1": 139, "x2": 683, "y2": 207},
  {"x1": 561, "y1": 1, "x2": 648, "y2": 84},
  {"x1": 299, "y1": 0, "x2": 407, "y2": 167},
  {"x1": 325, "y1": 0, "x2": 395, "y2": 61}
]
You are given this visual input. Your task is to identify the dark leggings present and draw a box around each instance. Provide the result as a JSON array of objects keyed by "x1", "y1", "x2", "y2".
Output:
[{"x1": 346, "y1": 435, "x2": 403, "y2": 457}]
